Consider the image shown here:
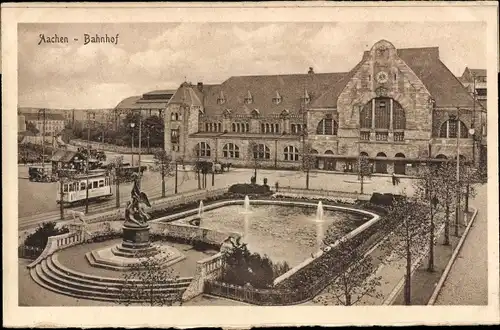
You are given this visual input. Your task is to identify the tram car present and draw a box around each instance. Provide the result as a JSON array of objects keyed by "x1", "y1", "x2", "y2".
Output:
[{"x1": 56, "y1": 172, "x2": 113, "y2": 206}]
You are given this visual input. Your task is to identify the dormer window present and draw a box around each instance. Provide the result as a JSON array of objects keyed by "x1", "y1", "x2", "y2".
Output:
[
  {"x1": 244, "y1": 91, "x2": 253, "y2": 104},
  {"x1": 251, "y1": 108, "x2": 260, "y2": 119},
  {"x1": 272, "y1": 91, "x2": 282, "y2": 105},
  {"x1": 217, "y1": 90, "x2": 226, "y2": 105}
]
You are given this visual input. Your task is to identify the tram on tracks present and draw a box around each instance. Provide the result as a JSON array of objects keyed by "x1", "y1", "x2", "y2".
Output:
[{"x1": 56, "y1": 171, "x2": 113, "y2": 206}]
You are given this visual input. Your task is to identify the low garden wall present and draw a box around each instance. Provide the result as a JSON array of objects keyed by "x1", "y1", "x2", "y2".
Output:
[{"x1": 69, "y1": 139, "x2": 162, "y2": 155}]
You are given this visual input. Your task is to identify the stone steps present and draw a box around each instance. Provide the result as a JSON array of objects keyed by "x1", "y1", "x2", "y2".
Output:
[
  {"x1": 30, "y1": 253, "x2": 192, "y2": 302},
  {"x1": 85, "y1": 249, "x2": 186, "y2": 272}
]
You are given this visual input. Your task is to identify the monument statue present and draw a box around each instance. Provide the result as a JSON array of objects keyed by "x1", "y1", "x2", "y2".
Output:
[
  {"x1": 124, "y1": 173, "x2": 151, "y2": 227},
  {"x1": 121, "y1": 173, "x2": 153, "y2": 251}
]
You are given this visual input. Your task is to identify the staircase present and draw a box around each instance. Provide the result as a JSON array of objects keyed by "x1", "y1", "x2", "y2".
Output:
[{"x1": 30, "y1": 253, "x2": 193, "y2": 303}]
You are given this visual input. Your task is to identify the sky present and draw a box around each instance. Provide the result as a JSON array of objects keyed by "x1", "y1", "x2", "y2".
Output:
[{"x1": 18, "y1": 22, "x2": 486, "y2": 109}]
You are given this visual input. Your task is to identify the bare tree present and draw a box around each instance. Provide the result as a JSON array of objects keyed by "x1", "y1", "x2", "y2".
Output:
[
  {"x1": 381, "y1": 196, "x2": 429, "y2": 305},
  {"x1": 301, "y1": 142, "x2": 317, "y2": 190},
  {"x1": 192, "y1": 145, "x2": 202, "y2": 189},
  {"x1": 107, "y1": 156, "x2": 127, "y2": 208},
  {"x1": 153, "y1": 150, "x2": 173, "y2": 198},
  {"x1": 413, "y1": 164, "x2": 442, "y2": 272},
  {"x1": 247, "y1": 140, "x2": 263, "y2": 182},
  {"x1": 358, "y1": 155, "x2": 372, "y2": 194},
  {"x1": 315, "y1": 226, "x2": 383, "y2": 306},
  {"x1": 118, "y1": 251, "x2": 183, "y2": 306}
]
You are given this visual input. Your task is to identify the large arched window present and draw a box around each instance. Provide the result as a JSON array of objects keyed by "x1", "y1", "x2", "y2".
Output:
[
  {"x1": 195, "y1": 142, "x2": 211, "y2": 157},
  {"x1": 439, "y1": 120, "x2": 468, "y2": 138},
  {"x1": 360, "y1": 97, "x2": 406, "y2": 130},
  {"x1": 222, "y1": 143, "x2": 240, "y2": 158},
  {"x1": 284, "y1": 146, "x2": 300, "y2": 161},
  {"x1": 253, "y1": 143, "x2": 270, "y2": 159},
  {"x1": 393, "y1": 103, "x2": 406, "y2": 129},
  {"x1": 316, "y1": 118, "x2": 338, "y2": 135}
]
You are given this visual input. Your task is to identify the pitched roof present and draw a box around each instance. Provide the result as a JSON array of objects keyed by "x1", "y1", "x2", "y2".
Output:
[
  {"x1": 51, "y1": 150, "x2": 79, "y2": 162},
  {"x1": 310, "y1": 55, "x2": 367, "y2": 108},
  {"x1": 115, "y1": 96, "x2": 142, "y2": 109},
  {"x1": 397, "y1": 47, "x2": 481, "y2": 108},
  {"x1": 169, "y1": 83, "x2": 203, "y2": 106},
  {"x1": 202, "y1": 72, "x2": 348, "y2": 116},
  {"x1": 469, "y1": 69, "x2": 486, "y2": 77}
]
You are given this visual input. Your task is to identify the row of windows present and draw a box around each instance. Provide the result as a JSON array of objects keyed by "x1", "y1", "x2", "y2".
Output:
[
  {"x1": 232, "y1": 122, "x2": 250, "y2": 133},
  {"x1": 195, "y1": 142, "x2": 301, "y2": 161},
  {"x1": 205, "y1": 122, "x2": 222, "y2": 132},
  {"x1": 261, "y1": 123, "x2": 280, "y2": 134},
  {"x1": 62, "y1": 178, "x2": 110, "y2": 193},
  {"x1": 290, "y1": 124, "x2": 306, "y2": 134}
]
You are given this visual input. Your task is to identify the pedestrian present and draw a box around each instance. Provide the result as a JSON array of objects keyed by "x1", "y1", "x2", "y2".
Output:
[{"x1": 392, "y1": 172, "x2": 396, "y2": 186}]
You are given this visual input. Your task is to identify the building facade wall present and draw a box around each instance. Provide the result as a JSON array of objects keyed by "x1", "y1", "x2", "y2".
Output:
[{"x1": 163, "y1": 40, "x2": 481, "y2": 173}]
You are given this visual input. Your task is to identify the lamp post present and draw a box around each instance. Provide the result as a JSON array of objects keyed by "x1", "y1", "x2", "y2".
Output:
[
  {"x1": 138, "y1": 114, "x2": 142, "y2": 182},
  {"x1": 452, "y1": 109, "x2": 461, "y2": 237},
  {"x1": 130, "y1": 122, "x2": 135, "y2": 166},
  {"x1": 466, "y1": 128, "x2": 475, "y2": 214},
  {"x1": 37, "y1": 109, "x2": 46, "y2": 170},
  {"x1": 85, "y1": 111, "x2": 94, "y2": 214}
]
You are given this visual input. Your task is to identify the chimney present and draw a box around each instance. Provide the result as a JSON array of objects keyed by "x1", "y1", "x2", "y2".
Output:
[
  {"x1": 308, "y1": 67, "x2": 314, "y2": 74},
  {"x1": 197, "y1": 82, "x2": 203, "y2": 92}
]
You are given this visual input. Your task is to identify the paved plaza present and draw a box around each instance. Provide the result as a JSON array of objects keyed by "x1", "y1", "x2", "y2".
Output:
[{"x1": 17, "y1": 150, "x2": 486, "y2": 307}]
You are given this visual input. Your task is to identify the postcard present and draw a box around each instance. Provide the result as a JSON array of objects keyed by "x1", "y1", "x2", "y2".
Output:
[{"x1": 2, "y1": 1, "x2": 499, "y2": 328}]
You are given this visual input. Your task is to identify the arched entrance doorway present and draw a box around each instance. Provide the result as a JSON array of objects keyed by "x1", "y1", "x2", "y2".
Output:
[
  {"x1": 375, "y1": 152, "x2": 387, "y2": 173},
  {"x1": 394, "y1": 153, "x2": 406, "y2": 175},
  {"x1": 324, "y1": 150, "x2": 336, "y2": 171}
]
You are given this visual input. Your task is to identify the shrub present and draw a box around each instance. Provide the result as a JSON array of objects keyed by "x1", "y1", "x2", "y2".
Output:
[
  {"x1": 228, "y1": 183, "x2": 271, "y2": 195},
  {"x1": 24, "y1": 222, "x2": 70, "y2": 249},
  {"x1": 221, "y1": 242, "x2": 290, "y2": 289},
  {"x1": 369, "y1": 193, "x2": 405, "y2": 207}
]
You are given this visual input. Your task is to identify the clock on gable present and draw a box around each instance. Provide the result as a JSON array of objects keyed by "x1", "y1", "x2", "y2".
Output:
[{"x1": 376, "y1": 71, "x2": 389, "y2": 84}]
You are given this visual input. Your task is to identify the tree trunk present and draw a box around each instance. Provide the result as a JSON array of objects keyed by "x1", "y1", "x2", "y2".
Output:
[
  {"x1": 306, "y1": 169, "x2": 310, "y2": 190},
  {"x1": 428, "y1": 203, "x2": 435, "y2": 272},
  {"x1": 115, "y1": 179, "x2": 120, "y2": 208},
  {"x1": 404, "y1": 221, "x2": 411, "y2": 305},
  {"x1": 444, "y1": 192, "x2": 450, "y2": 245},
  {"x1": 254, "y1": 166, "x2": 257, "y2": 180},
  {"x1": 161, "y1": 162, "x2": 166, "y2": 198},
  {"x1": 197, "y1": 169, "x2": 201, "y2": 189},
  {"x1": 60, "y1": 179, "x2": 64, "y2": 220},
  {"x1": 465, "y1": 182, "x2": 470, "y2": 213},
  {"x1": 360, "y1": 174, "x2": 364, "y2": 194}
]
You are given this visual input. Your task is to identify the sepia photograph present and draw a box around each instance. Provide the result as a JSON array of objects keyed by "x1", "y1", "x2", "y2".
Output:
[{"x1": 2, "y1": 2, "x2": 499, "y2": 328}]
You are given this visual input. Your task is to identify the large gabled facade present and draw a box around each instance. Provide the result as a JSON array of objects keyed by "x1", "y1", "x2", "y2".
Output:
[{"x1": 164, "y1": 40, "x2": 487, "y2": 174}]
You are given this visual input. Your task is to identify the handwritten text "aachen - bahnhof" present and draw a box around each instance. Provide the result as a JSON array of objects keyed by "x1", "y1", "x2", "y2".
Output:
[{"x1": 38, "y1": 34, "x2": 120, "y2": 45}]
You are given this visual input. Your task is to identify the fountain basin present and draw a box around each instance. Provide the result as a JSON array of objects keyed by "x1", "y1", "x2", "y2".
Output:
[{"x1": 153, "y1": 200, "x2": 377, "y2": 267}]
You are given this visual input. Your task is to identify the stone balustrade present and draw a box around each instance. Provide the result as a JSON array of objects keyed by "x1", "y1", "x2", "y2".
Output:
[{"x1": 27, "y1": 231, "x2": 83, "y2": 269}]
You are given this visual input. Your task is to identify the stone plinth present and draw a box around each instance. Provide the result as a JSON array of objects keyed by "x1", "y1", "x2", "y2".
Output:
[
  {"x1": 122, "y1": 223, "x2": 151, "y2": 250},
  {"x1": 85, "y1": 243, "x2": 186, "y2": 271}
]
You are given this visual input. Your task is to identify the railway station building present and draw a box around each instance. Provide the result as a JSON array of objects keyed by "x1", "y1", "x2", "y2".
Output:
[{"x1": 161, "y1": 39, "x2": 487, "y2": 175}]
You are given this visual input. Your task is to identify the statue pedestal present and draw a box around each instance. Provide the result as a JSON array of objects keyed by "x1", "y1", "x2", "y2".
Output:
[{"x1": 122, "y1": 224, "x2": 151, "y2": 249}]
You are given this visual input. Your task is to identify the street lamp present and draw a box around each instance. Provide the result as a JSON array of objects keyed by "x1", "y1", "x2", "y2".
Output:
[
  {"x1": 37, "y1": 109, "x2": 47, "y2": 170},
  {"x1": 450, "y1": 109, "x2": 461, "y2": 237},
  {"x1": 130, "y1": 122, "x2": 135, "y2": 166},
  {"x1": 85, "y1": 110, "x2": 95, "y2": 214}
]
